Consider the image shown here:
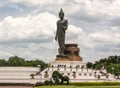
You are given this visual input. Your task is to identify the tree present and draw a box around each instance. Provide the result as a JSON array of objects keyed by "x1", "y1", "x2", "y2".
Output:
[
  {"x1": 7, "y1": 56, "x2": 25, "y2": 66},
  {"x1": 93, "y1": 55, "x2": 120, "y2": 70},
  {"x1": 106, "y1": 64, "x2": 120, "y2": 78},
  {"x1": 0, "y1": 56, "x2": 48, "y2": 71},
  {"x1": 24, "y1": 59, "x2": 48, "y2": 71},
  {"x1": 0, "y1": 59, "x2": 7, "y2": 66},
  {"x1": 86, "y1": 62, "x2": 93, "y2": 69}
]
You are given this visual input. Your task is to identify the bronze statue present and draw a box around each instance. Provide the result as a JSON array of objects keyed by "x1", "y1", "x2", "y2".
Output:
[{"x1": 55, "y1": 8, "x2": 68, "y2": 55}]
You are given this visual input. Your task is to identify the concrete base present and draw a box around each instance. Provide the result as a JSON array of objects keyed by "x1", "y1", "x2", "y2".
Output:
[
  {"x1": 56, "y1": 43, "x2": 82, "y2": 61},
  {"x1": 39, "y1": 60, "x2": 116, "y2": 82},
  {"x1": 50, "y1": 61, "x2": 86, "y2": 69}
]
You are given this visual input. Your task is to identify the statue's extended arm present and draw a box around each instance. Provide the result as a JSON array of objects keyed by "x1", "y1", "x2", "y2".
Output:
[{"x1": 65, "y1": 20, "x2": 68, "y2": 30}]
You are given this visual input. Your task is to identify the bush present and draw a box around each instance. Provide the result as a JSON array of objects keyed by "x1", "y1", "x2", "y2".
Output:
[
  {"x1": 49, "y1": 79, "x2": 53, "y2": 85},
  {"x1": 52, "y1": 71, "x2": 62, "y2": 85},
  {"x1": 35, "y1": 82, "x2": 43, "y2": 86},
  {"x1": 44, "y1": 80, "x2": 50, "y2": 85},
  {"x1": 61, "y1": 76, "x2": 70, "y2": 85},
  {"x1": 54, "y1": 78, "x2": 60, "y2": 85},
  {"x1": 52, "y1": 71, "x2": 62, "y2": 79}
]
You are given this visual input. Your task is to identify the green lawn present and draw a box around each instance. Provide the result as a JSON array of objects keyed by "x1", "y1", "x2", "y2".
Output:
[{"x1": 35, "y1": 85, "x2": 120, "y2": 88}]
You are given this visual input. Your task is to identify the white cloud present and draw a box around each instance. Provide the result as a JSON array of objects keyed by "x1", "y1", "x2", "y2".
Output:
[
  {"x1": 0, "y1": 12, "x2": 85, "y2": 61},
  {"x1": 0, "y1": 12, "x2": 57, "y2": 42},
  {"x1": 89, "y1": 27, "x2": 120, "y2": 44},
  {"x1": 9, "y1": 0, "x2": 120, "y2": 19},
  {"x1": 8, "y1": 4, "x2": 24, "y2": 12},
  {"x1": 0, "y1": 0, "x2": 120, "y2": 62},
  {"x1": 0, "y1": 11, "x2": 120, "y2": 62},
  {"x1": 10, "y1": 0, "x2": 66, "y2": 6}
]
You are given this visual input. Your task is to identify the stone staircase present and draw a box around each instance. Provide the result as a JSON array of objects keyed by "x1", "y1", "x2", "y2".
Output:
[
  {"x1": 0, "y1": 67, "x2": 40, "y2": 84},
  {"x1": 40, "y1": 67, "x2": 116, "y2": 82}
]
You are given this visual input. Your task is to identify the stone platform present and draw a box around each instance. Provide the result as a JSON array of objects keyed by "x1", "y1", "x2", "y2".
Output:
[
  {"x1": 0, "y1": 67, "x2": 41, "y2": 84},
  {"x1": 39, "y1": 42, "x2": 116, "y2": 82},
  {"x1": 56, "y1": 44, "x2": 82, "y2": 61},
  {"x1": 40, "y1": 60, "x2": 116, "y2": 82}
]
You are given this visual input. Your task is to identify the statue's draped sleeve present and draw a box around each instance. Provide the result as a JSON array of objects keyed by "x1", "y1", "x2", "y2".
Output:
[
  {"x1": 64, "y1": 20, "x2": 68, "y2": 30},
  {"x1": 56, "y1": 22, "x2": 58, "y2": 38}
]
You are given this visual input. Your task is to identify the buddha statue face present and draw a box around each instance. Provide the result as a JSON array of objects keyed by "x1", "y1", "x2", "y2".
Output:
[
  {"x1": 59, "y1": 8, "x2": 64, "y2": 20},
  {"x1": 59, "y1": 13, "x2": 64, "y2": 19}
]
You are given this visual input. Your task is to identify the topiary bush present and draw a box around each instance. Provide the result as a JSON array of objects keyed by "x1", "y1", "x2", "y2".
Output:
[
  {"x1": 35, "y1": 82, "x2": 44, "y2": 86},
  {"x1": 49, "y1": 78, "x2": 53, "y2": 85},
  {"x1": 61, "y1": 76, "x2": 70, "y2": 85},
  {"x1": 52, "y1": 70, "x2": 62, "y2": 85},
  {"x1": 44, "y1": 80, "x2": 50, "y2": 85}
]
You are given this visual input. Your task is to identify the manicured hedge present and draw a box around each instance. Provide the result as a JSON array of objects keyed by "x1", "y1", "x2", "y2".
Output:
[{"x1": 69, "y1": 82, "x2": 120, "y2": 86}]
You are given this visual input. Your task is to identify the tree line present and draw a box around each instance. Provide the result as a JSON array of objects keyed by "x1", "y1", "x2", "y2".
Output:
[
  {"x1": 0, "y1": 55, "x2": 120, "y2": 77},
  {"x1": 0, "y1": 56, "x2": 48, "y2": 71},
  {"x1": 87, "y1": 55, "x2": 120, "y2": 78}
]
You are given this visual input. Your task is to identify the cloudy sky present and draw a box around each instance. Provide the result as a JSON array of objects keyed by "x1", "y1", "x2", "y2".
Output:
[{"x1": 0, "y1": 0, "x2": 120, "y2": 62}]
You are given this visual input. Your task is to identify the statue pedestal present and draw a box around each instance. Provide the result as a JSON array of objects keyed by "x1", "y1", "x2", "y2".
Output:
[
  {"x1": 55, "y1": 43, "x2": 82, "y2": 61},
  {"x1": 55, "y1": 55, "x2": 69, "y2": 61}
]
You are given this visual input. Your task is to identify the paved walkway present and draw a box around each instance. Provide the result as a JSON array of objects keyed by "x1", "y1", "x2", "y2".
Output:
[{"x1": 0, "y1": 86, "x2": 34, "y2": 88}]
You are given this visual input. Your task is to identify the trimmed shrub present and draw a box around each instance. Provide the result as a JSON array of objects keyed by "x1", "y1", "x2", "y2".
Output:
[
  {"x1": 49, "y1": 79, "x2": 53, "y2": 85},
  {"x1": 44, "y1": 80, "x2": 50, "y2": 85},
  {"x1": 54, "y1": 78, "x2": 60, "y2": 85},
  {"x1": 52, "y1": 71, "x2": 61, "y2": 85},
  {"x1": 61, "y1": 76, "x2": 70, "y2": 85},
  {"x1": 35, "y1": 82, "x2": 44, "y2": 86}
]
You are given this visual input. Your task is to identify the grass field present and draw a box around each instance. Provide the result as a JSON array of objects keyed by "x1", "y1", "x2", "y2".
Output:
[{"x1": 35, "y1": 85, "x2": 120, "y2": 88}]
